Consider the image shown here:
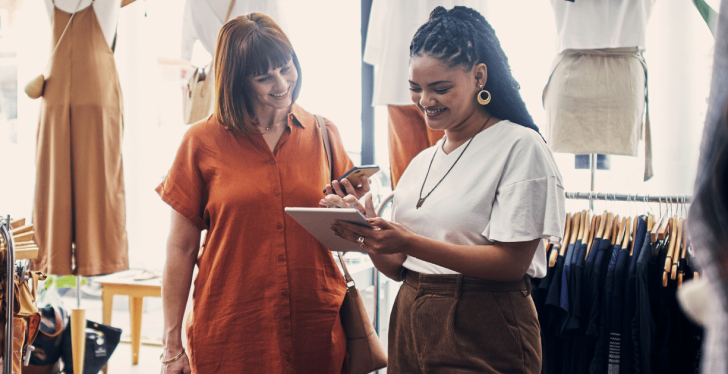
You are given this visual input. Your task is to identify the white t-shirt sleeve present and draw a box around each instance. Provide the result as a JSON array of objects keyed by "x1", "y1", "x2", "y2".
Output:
[
  {"x1": 482, "y1": 128, "x2": 566, "y2": 244},
  {"x1": 483, "y1": 175, "x2": 565, "y2": 243}
]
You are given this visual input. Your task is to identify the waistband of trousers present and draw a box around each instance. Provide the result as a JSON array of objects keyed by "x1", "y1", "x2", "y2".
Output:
[
  {"x1": 561, "y1": 46, "x2": 641, "y2": 57},
  {"x1": 403, "y1": 269, "x2": 530, "y2": 297}
]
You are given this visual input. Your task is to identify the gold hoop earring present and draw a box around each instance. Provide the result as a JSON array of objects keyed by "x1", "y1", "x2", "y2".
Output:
[{"x1": 477, "y1": 85, "x2": 491, "y2": 105}]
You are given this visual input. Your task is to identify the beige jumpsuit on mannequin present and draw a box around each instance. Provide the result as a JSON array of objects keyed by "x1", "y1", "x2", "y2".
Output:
[{"x1": 32, "y1": 0, "x2": 128, "y2": 276}]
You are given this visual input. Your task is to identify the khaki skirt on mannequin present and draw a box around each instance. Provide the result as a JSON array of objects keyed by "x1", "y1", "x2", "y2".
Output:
[{"x1": 543, "y1": 47, "x2": 653, "y2": 179}]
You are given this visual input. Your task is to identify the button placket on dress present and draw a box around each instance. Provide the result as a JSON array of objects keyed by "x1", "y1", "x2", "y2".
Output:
[{"x1": 267, "y1": 151, "x2": 294, "y2": 371}]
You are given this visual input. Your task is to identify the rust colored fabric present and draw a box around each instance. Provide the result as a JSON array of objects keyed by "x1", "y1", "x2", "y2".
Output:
[
  {"x1": 387, "y1": 105, "x2": 444, "y2": 189},
  {"x1": 156, "y1": 104, "x2": 354, "y2": 374},
  {"x1": 389, "y1": 270, "x2": 541, "y2": 374},
  {"x1": 32, "y1": 5, "x2": 128, "y2": 276}
]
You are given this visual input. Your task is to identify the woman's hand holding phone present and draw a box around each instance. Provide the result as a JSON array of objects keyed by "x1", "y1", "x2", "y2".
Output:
[{"x1": 322, "y1": 165, "x2": 378, "y2": 200}]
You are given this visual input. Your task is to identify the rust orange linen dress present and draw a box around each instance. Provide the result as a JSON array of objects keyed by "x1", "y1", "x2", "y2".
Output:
[{"x1": 156, "y1": 104, "x2": 354, "y2": 374}]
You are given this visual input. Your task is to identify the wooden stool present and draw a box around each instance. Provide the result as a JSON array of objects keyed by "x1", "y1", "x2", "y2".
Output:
[{"x1": 95, "y1": 274, "x2": 162, "y2": 372}]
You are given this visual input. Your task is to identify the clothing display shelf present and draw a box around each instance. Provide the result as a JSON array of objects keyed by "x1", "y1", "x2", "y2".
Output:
[
  {"x1": 565, "y1": 191, "x2": 692, "y2": 204},
  {"x1": 0, "y1": 216, "x2": 39, "y2": 374},
  {"x1": 0, "y1": 216, "x2": 38, "y2": 373},
  {"x1": 0, "y1": 216, "x2": 15, "y2": 374}
]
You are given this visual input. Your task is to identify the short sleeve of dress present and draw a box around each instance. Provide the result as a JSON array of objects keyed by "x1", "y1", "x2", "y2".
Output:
[
  {"x1": 483, "y1": 176, "x2": 565, "y2": 243},
  {"x1": 155, "y1": 128, "x2": 209, "y2": 230}
]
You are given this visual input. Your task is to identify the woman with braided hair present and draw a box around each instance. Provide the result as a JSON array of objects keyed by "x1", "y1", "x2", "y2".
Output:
[{"x1": 327, "y1": 6, "x2": 565, "y2": 373}]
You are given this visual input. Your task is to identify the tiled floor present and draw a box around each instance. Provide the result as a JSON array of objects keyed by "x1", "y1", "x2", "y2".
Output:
[{"x1": 106, "y1": 343, "x2": 164, "y2": 374}]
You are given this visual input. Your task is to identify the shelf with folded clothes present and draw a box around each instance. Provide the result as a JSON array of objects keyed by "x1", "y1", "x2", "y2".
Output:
[{"x1": 0, "y1": 215, "x2": 42, "y2": 374}]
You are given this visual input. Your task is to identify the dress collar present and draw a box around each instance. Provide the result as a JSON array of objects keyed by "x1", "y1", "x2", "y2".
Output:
[{"x1": 288, "y1": 103, "x2": 313, "y2": 129}]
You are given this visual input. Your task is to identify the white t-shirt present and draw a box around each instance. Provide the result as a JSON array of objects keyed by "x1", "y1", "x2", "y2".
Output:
[
  {"x1": 395, "y1": 120, "x2": 566, "y2": 278},
  {"x1": 363, "y1": 0, "x2": 487, "y2": 106},
  {"x1": 181, "y1": 0, "x2": 287, "y2": 61},
  {"x1": 549, "y1": 0, "x2": 656, "y2": 53}
]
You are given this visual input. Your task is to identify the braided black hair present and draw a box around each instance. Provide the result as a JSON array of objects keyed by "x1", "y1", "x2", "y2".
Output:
[{"x1": 410, "y1": 6, "x2": 539, "y2": 132}]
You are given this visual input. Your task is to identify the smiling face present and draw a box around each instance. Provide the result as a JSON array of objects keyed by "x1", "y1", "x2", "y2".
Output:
[
  {"x1": 409, "y1": 55, "x2": 486, "y2": 132},
  {"x1": 247, "y1": 58, "x2": 298, "y2": 111}
]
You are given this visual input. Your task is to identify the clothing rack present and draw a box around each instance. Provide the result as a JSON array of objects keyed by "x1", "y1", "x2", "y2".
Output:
[
  {"x1": 565, "y1": 191, "x2": 692, "y2": 204},
  {"x1": 1, "y1": 216, "x2": 16, "y2": 374}
]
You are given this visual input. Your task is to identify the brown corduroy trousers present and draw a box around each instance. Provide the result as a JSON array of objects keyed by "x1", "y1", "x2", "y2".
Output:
[{"x1": 388, "y1": 270, "x2": 541, "y2": 374}]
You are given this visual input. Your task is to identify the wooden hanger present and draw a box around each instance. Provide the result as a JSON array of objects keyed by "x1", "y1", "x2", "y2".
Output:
[
  {"x1": 577, "y1": 210, "x2": 588, "y2": 242},
  {"x1": 647, "y1": 213, "x2": 655, "y2": 233},
  {"x1": 595, "y1": 211, "x2": 608, "y2": 239},
  {"x1": 610, "y1": 214, "x2": 621, "y2": 245},
  {"x1": 10, "y1": 225, "x2": 33, "y2": 236},
  {"x1": 0, "y1": 220, "x2": 36, "y2": 252},
  {"x1": 569, "y1": 211, "x2": 582, "y2": 246},
  {"x1": 9, "y1": 219, "x2": 25, "y2": 229},
  {"x1": 629, "y1": 216, "x2": 641, "y2": 256},
  {"x1": 551, "y1": 213, "x2": 571, "y2": 266},
  {"x1": 585, "y1": 214, "x2": 600, "y2": 259},
  {"x1": 662, "y1": 217, "x2": 677, "y2": 287},
  {"x1": 620, "y1": 217, "x2": 632, "y2": 249},
  {"x1": 603, "y1": 213, "x2": 615, "y2": 242},
  {"x1": 558, "y1": 213, "x2": 572, "y2": 257},
  {"x1": 657, "y1": 198, "x2": 675, "y2": 241},
  {"x1": 616, "y1": 217, "x2": 628, "y2": 247},
  {"x1": 677, "y1": 208, "x2": 690, "y2": 288},
  {"x1": 670, "y1": 217, "x2": 684, "y2": 281}
]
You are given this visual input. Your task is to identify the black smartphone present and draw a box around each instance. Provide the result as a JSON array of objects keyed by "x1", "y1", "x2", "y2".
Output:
[{"x1": 323, "y1": 165, "x2": 380, "y2": 194}]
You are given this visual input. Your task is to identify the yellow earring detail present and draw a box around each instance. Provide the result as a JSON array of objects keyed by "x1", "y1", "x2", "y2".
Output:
[{"x1": 477, "y1": 85, "x2": 491, "y2": 105}]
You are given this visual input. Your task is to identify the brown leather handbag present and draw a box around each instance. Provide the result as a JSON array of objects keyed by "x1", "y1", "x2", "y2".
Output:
[
  {"x1": 316, "y1": 114, "x2": 387, "y2": 374},
  {"x1": 336, "y1": 253, "x2": 388, "y2": 374}
]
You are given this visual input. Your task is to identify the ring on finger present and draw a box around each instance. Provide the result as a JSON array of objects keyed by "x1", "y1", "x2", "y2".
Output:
[{"x1": 357, "y1": 236, "x2": 365, "y2": 248}]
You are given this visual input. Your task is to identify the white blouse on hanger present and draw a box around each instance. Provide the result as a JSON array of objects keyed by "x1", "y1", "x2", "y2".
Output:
[
  {"x1": 549, "y1": 0, "x2": 657, "y2": 52},
  {"x1": 181, "y1": 0, "x2": 287, "y2": 61},
  {"x1": 363, "y1": 0, "x2": 487, "y2": 106}
]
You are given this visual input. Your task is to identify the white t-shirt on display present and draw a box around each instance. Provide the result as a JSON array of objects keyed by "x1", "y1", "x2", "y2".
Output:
[
  {"x1": 549, "y1": 0, "x2": 656, "y2": 53},
  {"x1": 395, "y1": 121, "x2": 566, "y2": 279}
]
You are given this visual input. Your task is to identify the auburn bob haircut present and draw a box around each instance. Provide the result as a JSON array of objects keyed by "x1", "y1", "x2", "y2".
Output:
[{"x1": 214, "y1": 13, "x2": 302, "y2": 135}]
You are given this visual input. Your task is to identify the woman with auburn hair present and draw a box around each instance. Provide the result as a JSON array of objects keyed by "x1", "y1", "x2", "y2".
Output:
[
  {"x1": 327, "y1": 6, "x2": 565, "y2": 373},
  {"x1": 157, "y1": 13, "x2": 368, "y2": 374}
]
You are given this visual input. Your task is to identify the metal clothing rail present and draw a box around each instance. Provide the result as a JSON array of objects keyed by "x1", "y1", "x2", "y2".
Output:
[
  {"x1": 565, "y1": 191, "x2": 692, "y2": 204},
  {"x1": 1, "y1": 216, "x2": 15, "y2": 374}
]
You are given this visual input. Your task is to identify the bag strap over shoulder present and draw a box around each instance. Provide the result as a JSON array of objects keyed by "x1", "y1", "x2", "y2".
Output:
[
  {"x1": 315, "y1": 114, "x2": 334, "y2": 182},
  {"x1": 337, "y1": 251, "x2": 356, "y2": 290},
  {"x1": 315, "y1": 114, "x2": 356, "y2": 290}
]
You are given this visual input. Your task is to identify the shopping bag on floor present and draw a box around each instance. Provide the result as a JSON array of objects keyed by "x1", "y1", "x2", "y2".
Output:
[{"x1": 60, "y1": 319, "x2": 122, "y2": 374}]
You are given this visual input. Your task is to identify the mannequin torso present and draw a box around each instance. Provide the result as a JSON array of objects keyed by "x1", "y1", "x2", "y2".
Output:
[{"x1": 44, "y1": 0, "x2": 122, "y2": 48}]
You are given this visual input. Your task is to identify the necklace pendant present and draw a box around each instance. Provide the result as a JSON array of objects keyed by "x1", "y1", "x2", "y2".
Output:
[{"x1": 416, "y1": 198, "x2": 425, "y2": 209}]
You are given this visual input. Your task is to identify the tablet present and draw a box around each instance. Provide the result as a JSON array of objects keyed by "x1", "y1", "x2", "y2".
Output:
[{"x1": 285, "y1": 207, "x2": 371, "y2": 252}]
